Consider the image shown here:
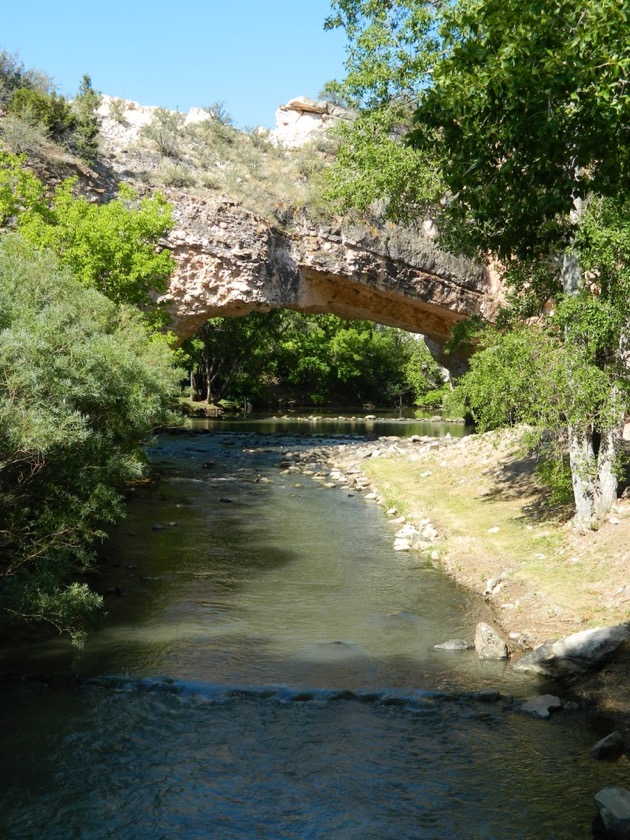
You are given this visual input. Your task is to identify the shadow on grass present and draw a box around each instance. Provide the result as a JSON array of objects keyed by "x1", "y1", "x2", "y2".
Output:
[
  {"x1": 480, "y1": 451, "x2": 574, "y2": 524},
  {"x1": 482, "y1": 441, "x2": 630, "y2": 526}
]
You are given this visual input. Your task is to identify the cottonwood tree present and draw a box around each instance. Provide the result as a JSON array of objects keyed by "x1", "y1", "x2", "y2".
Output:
[{"x1": 327, "y1": 0, "x2": 630, "y2": 524}]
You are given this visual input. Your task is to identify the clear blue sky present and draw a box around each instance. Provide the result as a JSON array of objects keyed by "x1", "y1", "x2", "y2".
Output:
[{"x1": 2, "y1": 1, "x2": 348, "y2": 128}]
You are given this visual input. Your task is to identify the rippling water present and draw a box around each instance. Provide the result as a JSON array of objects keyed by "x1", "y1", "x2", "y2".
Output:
[{"x1": 0, "y1": 426, "x2": 624, "y2": 838}]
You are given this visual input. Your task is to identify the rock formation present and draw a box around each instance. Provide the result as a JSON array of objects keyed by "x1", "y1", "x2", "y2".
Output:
[
  {"x1": 93, "y1": 95, "x2": 501, "y2": 347},
  {"x1": 161, "y1": 197, "x2": 495, "y2": 347},
  {"x1": 269, "y1": 95, "x2": 353, "y2": 148}
]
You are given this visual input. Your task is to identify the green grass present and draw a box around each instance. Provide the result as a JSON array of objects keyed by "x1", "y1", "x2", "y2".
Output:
[{"x1": 361, "y1": 436, "x2": 627, "y2": 631}]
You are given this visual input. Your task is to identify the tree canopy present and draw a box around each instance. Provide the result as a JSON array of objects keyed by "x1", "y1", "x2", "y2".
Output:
[
  {"x1": 18, "y1": 178, "x2": 174, "y2": 317},
  {"x1": 327, "y1": 0, "x2": 630, "y2": 524},
  {"x1": 182, "y1": 311, "x2": 444, "y2": 409}
]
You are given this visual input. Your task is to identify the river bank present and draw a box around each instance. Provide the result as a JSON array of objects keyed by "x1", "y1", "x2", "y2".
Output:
[{"x1": 274, "y1": 426, "x2": 630, "y2": 730}]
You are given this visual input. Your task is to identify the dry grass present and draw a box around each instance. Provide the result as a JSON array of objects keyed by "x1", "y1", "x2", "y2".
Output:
[{"x1": 130, "y1": 115, "x2": 337, "y2": 223}]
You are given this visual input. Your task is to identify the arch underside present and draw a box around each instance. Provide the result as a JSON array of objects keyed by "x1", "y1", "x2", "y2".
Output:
[{"x1": 160, "y1": 203, "x2": 494, "y2": 350}]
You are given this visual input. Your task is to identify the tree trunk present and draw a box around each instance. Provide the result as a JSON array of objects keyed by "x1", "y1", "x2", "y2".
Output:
[
  {"x1": 561, "y1": 249, "x2": 626, "y2": 525},
  {"x1": 595, "y1": 326, "x2": 630, "y2": 516},
  {"x1": 567, "y1": 424, "x2": 598, "y2": 526},
  {"x1": 595, "y1": 420, "x2": 621, "y2": 515}
]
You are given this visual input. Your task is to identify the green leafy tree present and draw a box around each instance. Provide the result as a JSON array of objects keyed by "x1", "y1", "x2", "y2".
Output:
[
  {"x1": 323, "y1": 110, "x2": 440, "y2": 223},
  {"x1": 184, "y1": 312, "x2": 285, "y2": 405},
  {"x1": 183, "y1": 310, "x2": 441, "y2": 408},
  {"x1": 327, "y1": 0, "x2": 630, "y2": 524},
  {"x1": 18, "y1": 178, "x2": 174, "y2": 319},
  {"x1": 0, "y1": 236, "x2": 179, "y2": 644}
]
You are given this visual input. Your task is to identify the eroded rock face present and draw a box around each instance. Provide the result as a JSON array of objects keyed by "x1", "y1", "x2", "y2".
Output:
[
  {"x1": 269, "y1": 95, "x2": 353, "y2": 148},
  {"x1": 161, "y1": 198, "x2": 494, "y2": 347}
]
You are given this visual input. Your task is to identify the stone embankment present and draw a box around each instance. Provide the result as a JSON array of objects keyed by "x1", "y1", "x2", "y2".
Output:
[{"x1": 276, "y1": 428, "x2": 628, "y2": 656}]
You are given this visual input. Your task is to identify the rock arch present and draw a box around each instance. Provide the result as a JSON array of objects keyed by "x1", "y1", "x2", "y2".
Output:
[{"x1": 160, "y1": 199, "x2": 499, "y2": 347}]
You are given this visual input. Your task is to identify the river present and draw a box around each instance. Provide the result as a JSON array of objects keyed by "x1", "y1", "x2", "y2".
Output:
[{"x1": 0, "y1": 419, "x2": 626, "y2": 838}]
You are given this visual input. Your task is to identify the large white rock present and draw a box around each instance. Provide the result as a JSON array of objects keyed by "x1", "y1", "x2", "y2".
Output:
[
  {"x1": 520, "y1": 694, "x2": 562, "y2": 719},
  {"x1": 513, "y1": 625, "x2": 630, "y2": 678},
  {"x1": 474, "y1": 622, "x2": 509, "y2": 660},
  {"x1": 269, "y1": 95, "x2": 352, "y2": 149}
]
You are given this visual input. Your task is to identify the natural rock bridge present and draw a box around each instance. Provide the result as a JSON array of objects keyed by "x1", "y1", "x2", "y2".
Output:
[{"x1": 160, "y1": 198, "x2": 499, "y2": 347}]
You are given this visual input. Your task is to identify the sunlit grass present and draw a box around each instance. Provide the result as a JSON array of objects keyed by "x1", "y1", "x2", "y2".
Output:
[{"x1": 362, "y1": 433, "x2": 630, "y2": 631}]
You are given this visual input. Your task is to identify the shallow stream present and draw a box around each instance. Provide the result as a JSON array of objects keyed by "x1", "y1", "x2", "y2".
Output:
[{"x1": 0, "y1": 421, "x2": 626, "y2": 838}]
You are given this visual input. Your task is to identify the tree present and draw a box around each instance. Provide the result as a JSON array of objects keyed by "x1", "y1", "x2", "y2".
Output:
[
  {"x1": 182, "y1": 310, "x2": 442, "y2": 409},
  {"x1": 327, "y1": 0, "x2": 630, "y2": 525},
  {"x1": 0, "y1": 236, "x2": 180, "y2": 644},
  {"x1": 185, "y1": 312, "x2": 285, "y2": 406},
  {"x1": 72, "y1": 74, "x2": 101, "y2": 161},
  {"x1": 18, "y1": 177, "x2": 174, "y2": 321},
  {"x1": 0, "y1": 48, "x2": 54, "y2": 106}
]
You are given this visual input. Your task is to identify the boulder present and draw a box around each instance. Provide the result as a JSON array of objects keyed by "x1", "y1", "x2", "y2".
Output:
[
  {"x1": 520, "y1": 694, "x2": 562, "y2": 719},
  {"x1": 434, "y1": 639, "x2": 474, "y2": 651},
  {"x1": 594, "y1": 787, "x2": 630, "y2": 839},
  {"x1": 513, "y1": 625, "x2": 630, "y2": 678},
  {"x1": 591, "y1": 732, "x2": 626, "y2": 761},
  {"x1": 475, "y1": 689, "x2": 502, "y2": 702},
  {"x1": 474, "y1": 622, "x2": 509, "y2": 660}
]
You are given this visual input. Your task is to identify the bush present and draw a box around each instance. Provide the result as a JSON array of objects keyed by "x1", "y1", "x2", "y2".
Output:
[
  {"x1": 0, "y1": 112, "x2": 50, "y2": 156},
  {"x1": 141, "y1": 108, "x2": 185, "y2": 159},
  {"x1": 0, "y1": 236, "x2": 180, "y2": 644},
  {"x1": 158, "y1": 161, "x2": 197, "y2": 188},
  {"x1": 8, "y1": 87, "x2": 77, "y2": 141},
  {"x1": 0, "y1": 148, "x2": 45, "y2": 223},
  {"x1": 108, "y1": 97, "x2": 127, "y2": 124}
]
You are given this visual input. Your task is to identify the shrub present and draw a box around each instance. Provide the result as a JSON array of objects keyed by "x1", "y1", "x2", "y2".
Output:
[
  {"x1": 108, "y1": 97, "x2": 127, "y2": 124},
  {"x1": 0, "y1": 148, "x2": 45, "y2": 223},
  {"x1": 0, "y1": 236, "x2": 180, "y2": 644},
  {"x1": 141, "y1": 107, "x2": 185, "y2": 159},
  {"x1": 157, "y1": 161, "x2": 197, "y2": 188},
  {"x1": 0, "y1": 112, "x2": 49, "y2": 156},
  {"x1": 204, "y1": 100, "x2": 234, "y2": 127},
  {"x1": 8, "y1": 87, "x2": 77, "y2": 141}
]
